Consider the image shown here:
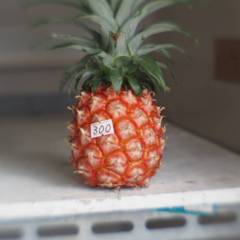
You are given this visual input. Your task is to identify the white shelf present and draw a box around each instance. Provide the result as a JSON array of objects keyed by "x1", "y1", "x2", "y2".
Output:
[{"x1": 0, "y1": 116, "x2": 240, "y2": 221}]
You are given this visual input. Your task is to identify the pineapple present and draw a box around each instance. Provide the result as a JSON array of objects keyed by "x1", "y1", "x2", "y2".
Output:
[
  {"x1": 69, "y1": 88, "x2": 165, "y2": 187},
  {"x1": 28, "y1": 0, "x2": 190, "y2": 187}
]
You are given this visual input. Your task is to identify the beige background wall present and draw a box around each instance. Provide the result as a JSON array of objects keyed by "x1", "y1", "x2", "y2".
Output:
[
  {"x1": 157, "y1": 0, "x2": 240, "y2": 152},
  {"x1": 0, "y1": 0, "x2": 239, "y2": 151},
  {"x1": 0, "y1": 0, "x2": 80, "y2": 94}
]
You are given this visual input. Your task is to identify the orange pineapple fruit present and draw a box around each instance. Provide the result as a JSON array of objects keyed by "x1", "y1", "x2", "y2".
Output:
[
  {"x1": 69, "y1": 88, "x2": 165, "y2": 187},
  {"x1": 30, "y1": 0, "x2": 189, "y2": 187}
]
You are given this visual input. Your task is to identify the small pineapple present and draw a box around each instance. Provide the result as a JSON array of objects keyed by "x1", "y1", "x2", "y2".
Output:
[
  {"x1": 69, "y1": 88, "x2": 165, "y2": 187},
  {"x1": 28, "y1": 0, "x2": 190, "y2": 187}
]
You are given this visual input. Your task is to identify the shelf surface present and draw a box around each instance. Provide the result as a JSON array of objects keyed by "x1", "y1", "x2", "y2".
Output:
[{"x1": 0, "y1": 116, "x2": 240, "y2": 220}]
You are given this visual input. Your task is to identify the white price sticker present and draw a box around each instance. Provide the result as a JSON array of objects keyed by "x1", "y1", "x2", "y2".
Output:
[{"x1": 90, "y1": 119, "x2": 115, "y2": 139}]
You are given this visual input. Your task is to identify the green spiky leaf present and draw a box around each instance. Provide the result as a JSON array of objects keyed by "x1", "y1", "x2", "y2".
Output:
[
  {"x1": 87, "y1": 0, "x2": 117, "y2": 31},
  {"x1": 138, "y1": 43, "x2": 185, "y2": 55},
  {"x1": 122, "y1": 0, "x2": 191, "y2": 40},
  {"x1": 91, "y1": 76, "x2": 102, "y2": 92},
  {"x1": 138, "y1": 55, "x2": 169, "y2": 92},
  {"x1": 129, "y1": 22, "x2": 187, "y2": 52},
  {"x1": 44, "y1": 33, "x2": 101, "y2": 54},
  {"x1": 127, "y1": 75, "x2": 142, "y2": 95},
  {"x1": 116, "y1": 0, "x2": 135, "y2": 26},
  {"x1": 108, "y1": 68, "x2": 123, "y2": 92},
  {"x1": 132, "y1": 0, "x2": 146, "y2": 13},
  {"x1": 76, "y1": 67, "x2": 98, "y2": 92}
]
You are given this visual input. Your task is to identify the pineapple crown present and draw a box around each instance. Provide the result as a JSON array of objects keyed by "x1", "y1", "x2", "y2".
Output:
[{"x1": 26, "y1": 0, "x2": 191, "y2": 95}]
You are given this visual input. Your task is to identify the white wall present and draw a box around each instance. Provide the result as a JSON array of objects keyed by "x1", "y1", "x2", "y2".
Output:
[
  {"x1": 157, "y1": 0, "x2": 240, "y2": 151},
  {"x1": 0, "y1": 0, "x2": 80, "y2": 94}
]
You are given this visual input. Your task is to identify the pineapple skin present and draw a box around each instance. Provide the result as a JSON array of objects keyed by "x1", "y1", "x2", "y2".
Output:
[{"x1": 69, "y1": 87, "x2": 165, "y2": 188}]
